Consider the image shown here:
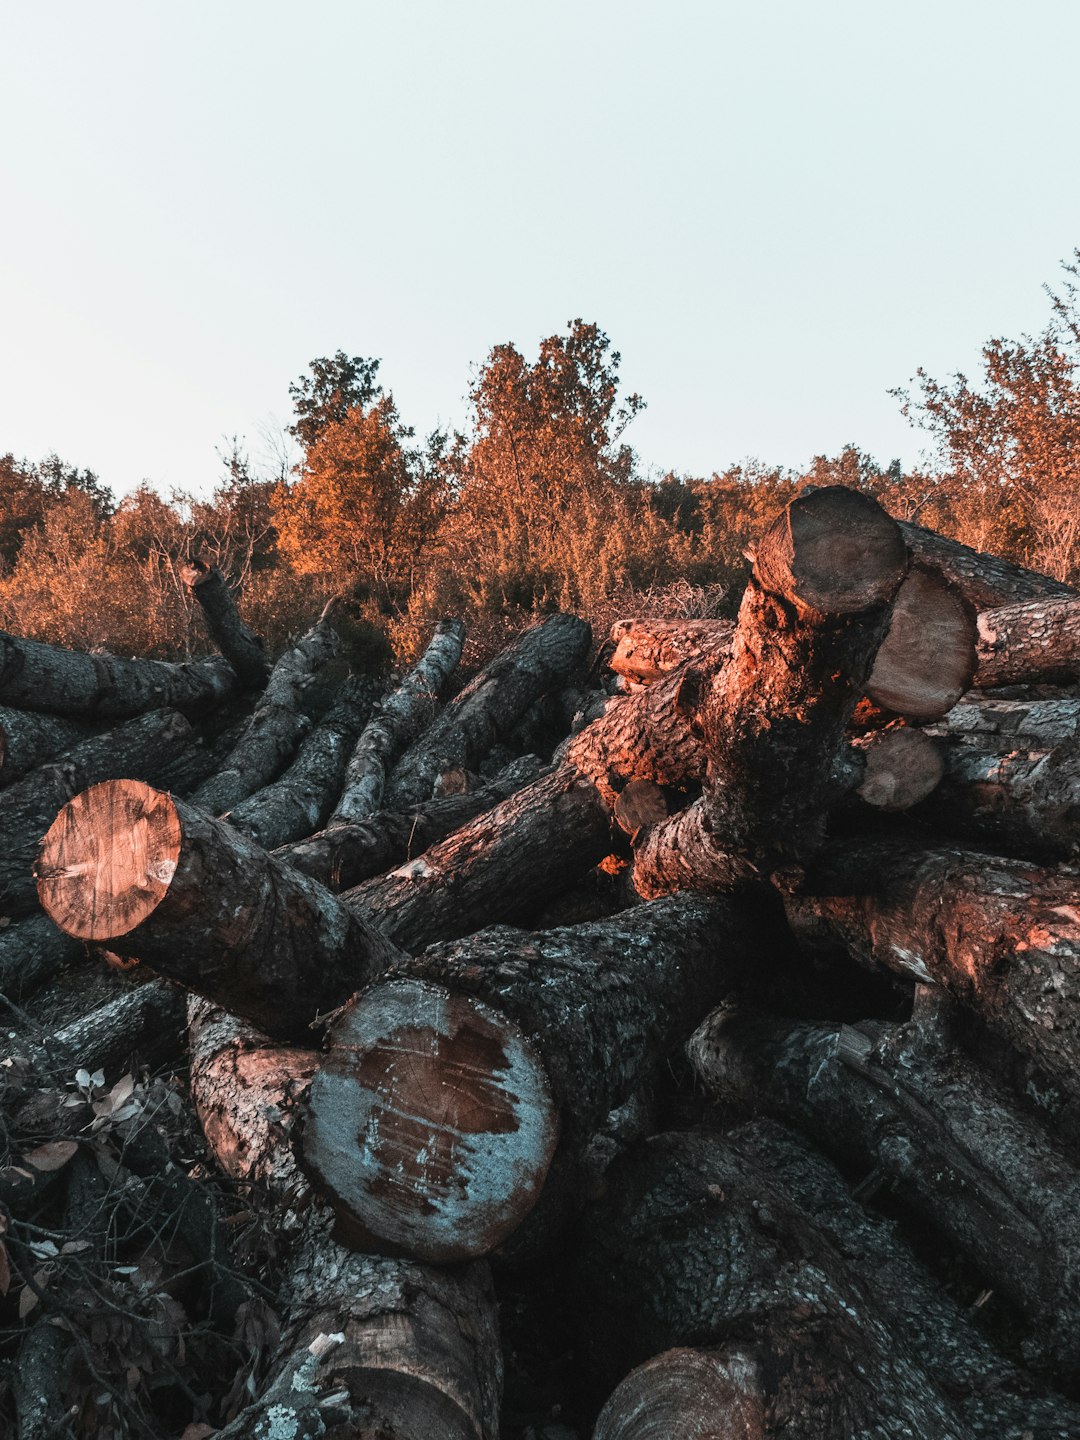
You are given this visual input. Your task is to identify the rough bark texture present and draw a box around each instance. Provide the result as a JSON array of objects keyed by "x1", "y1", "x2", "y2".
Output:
[
  {"x1": 36, "y1": 781, "x2": 405, "y2": 1039},
  {"x1": 929, "y1": 695, "x2": 1080, "y2": 750},
  {"x1": 192, "y1": 598, "x2": 346, "y2": 815},
  {"x1": 607, "y1": 618, "x2": 734, "y2": 685},
  {"x1": 332, "y1": 619, "x2": 466, "y2": 825},
  {"x1": 689, "y1": 1009, "x2": 1080, "y2": 1373},
  {"x1": 898, "y1": 518, "x2": 1076, "y2": 608},
  {"x1": 0, "y1": 706, "x2": 99, "y2": 787},
  {"x1": 301, "y1": 893, "x2": 768, "y2": 1262},
  {"x1": 9, "y1": 977, "x2": 186, "y2": 1077},
  {"x1": 275, "y1": 754, "x2": 544, "y2": 891},
  {"x1": 187, "y1": 1000, "x2": 502, "y2": 1440},
  {"x1": 577, "y1": 1130, "x2": 968, "y2": 1437},
  {"x1": 863, "y1": 563, "x2": 977, "y2": 720},
  {"x1": 346, "y1": 763, "x2": 613, "y2": 951},
  {"x1": 223, "y1": 674, "x2": 377, "y2": 849},
  {"x1": 0, "y1": 629, "x2": 237, "y2": 718},
  {"x1": 0, "y1": 912, "x2": 82, "y2": 1002},
  {"x1": 975, "y1": 594, "x2": 1080, "y2": 688},
  {"x1": 181, "y1": 558, "x2": 271, "y2": 690},
  {"x1": 0, "y1": 708, "x2": 197, "y2": 917},
  {"x1": 783, "y1": 837, "x2": 1080, "y2": 1105},
  {"x1": 384, "y1": 613, "x2": 591, "y2": 809}
]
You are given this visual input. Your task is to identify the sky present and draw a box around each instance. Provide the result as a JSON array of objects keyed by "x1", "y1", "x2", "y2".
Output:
[{"x1": 2, "y1": 1, "x2": 1079, "y2": 499}]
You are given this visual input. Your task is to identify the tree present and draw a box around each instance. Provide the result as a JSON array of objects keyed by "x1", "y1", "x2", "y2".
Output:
[{"x1": 287, "y1": 351, "x2": 382, "y2": 453}]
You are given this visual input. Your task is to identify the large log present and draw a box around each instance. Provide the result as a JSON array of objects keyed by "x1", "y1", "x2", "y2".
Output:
[
  {"x1": 332, "y1": 618, "x2": 466, "y2": 825},
  {"x1": 689, "y1": 1008, "x2": 1080, "y2": 1373},
  {"x1": 0, "y1": 708, "x2": 198, "y2": 918},
  {"x1": 187, "y1": 1001, "x2": 502, "y2": 1440},
  {"x1": 300, "y1": 893, "x2": 767, "y2": 1262},
  {"x1": 579, "y1": 1130, "x2": 968, "y2": 1437},
  {"x1": 782, "y1": 837, "x2": 1080, "y2": 1105},
  {"x1": 898, "y1": 518, "x2": 1076, "y2": 608},
  {"x1": 0, "y1": 629, "x2": 237, "y2": 718},
  {"x1": 0, "y1": 707, "x2": 101, "y2": 787},
  {"x1": 975, "y1": 594, "x2": 1080, "y2": 689},
  {"x1": 632, "y1": 487, "x2": 908, "y2": 898},
  {"x1": 0, "y1": 913, "x2": 81, "y2": 1002},
  {"x1": 181, "y1": 558, "x2": 271, "y2": 690},
  {"x1": 36, "y1": 781, "x2": 404, "y2": 1039},
  {"x1": 384, "y1": 612, "x2": 591, "y2": 809},
  {"x1": 192, "y1": 598, "x2": 347, "y2": 815},
  {"x1": 607, "y1": 617, "x2": 734, "y2": 685}
]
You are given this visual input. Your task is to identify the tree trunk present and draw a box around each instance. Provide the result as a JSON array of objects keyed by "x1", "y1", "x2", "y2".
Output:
[
  {"x1": 578, "y1": 1130, "x2": 968, "y2": 1437},
  {"x1": 607, "y1": 618, "x2": 734, "y2": 685},
  {"x1": 689, "y1": 1007, "x2": 1080, "y2": 1374},
  {"x1": 782, "y1": 837, "x2": 1080, "y2": 1106},
  {"x1": 223, "y1": 674, "x2": 376, "y2": 849},
  {"x1": 181, "y1": 558, "x2": 271, "y2": 690},
  {"x1": 898, "y1": 518, "x2": 1076, "y2": 608},
  {"x1": 384, "y1": 613, "x2": 590, "y2": 809},
  {"x1": 332, "y1": 619, "x2": 466, "y2": 825},
  {"x1": 274, "y1": 753, "x2": 544, "y2": 891},
  {"x1": 863, "y1": 563, "x2": 977, "y2": 720},
  {"x1": 0, "y1": 629, "x2": 237, "y2": 718},
  {"x1": 187, "y1": 1000, "x2": 503, "y2": 1440},
  {"x1": 36, "y1": 781, "x2": 405, "y2": 1039},
  {"x1": 192, "y1": 598, "x2": 346, "y2": 815},
  {"x1": 975, "y1": 595, "x2": 1080, "y2": 688},
  {"x1": 0, "y1": 707, "x2": 100, "y2": 787},
  {"x1": 301, "y1": 892, "x2": 768, "y2": 1262},
  {"x1": 0, "y1": 708, "x2": 197, "y2": 917}
]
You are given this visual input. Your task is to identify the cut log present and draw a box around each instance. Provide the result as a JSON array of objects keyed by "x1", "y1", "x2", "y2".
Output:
[
  {"x1": 863, "y1": 563, "x2": 977, "y2": 720},
  {"x1": 331, "y1": 618, "x2": 466, "y2": 825},
  {"x1": 898, "y1": 518, "x2": 1076, "y2": 608},
  {"x1": 0, "y1": 629, "x2": 237, "y2": 718},
  {"x1": 384, "y1": 612, "x2": 591, "y2": 809},
  {"x1": 930, "y1": 694, "x2": 1080, "y2": 750},
  {"x1": 187, "y1": 1000, "x2": 502, "y2": 1440},
  {"x1": 975, "y1": 595, "x2": 1080, "y2": 689},
  {"x1": 782, "y1": 837, "x2": 1080, "y2": 1106},
  {"x1": 36, "y1": 781, "x2": 405, "y2": 1039},
  {"x1": 577, "y1": 1130, "x2": 968, "y2": 1437},
  {"x1": 0, "y1": 707, "x2": 100, "y2": 787},
  {"x1": 192, "y1": 597, "x2": 347, "y2": 815},
  {"x1": 275, "y1": 754, "x2": 544, "y2": 891},
  {"x1": 607, "y1": 617, "x2": 734, "y2": 685},
  {"x1": 850, "y1": 727, "x2": 945, "y2": 811},
  {"x1": 5, "y1": 977, "x2": 185, "y2": 1077},
  {"x1": 0, "y1": 708, "x2": 197, "y2": 917},
  {"x1": 223, "y1": 673, "x2": 376, "y2": 849},
  {"x1": 593, "y1": 1348, "x2": 766, "y2": 1440},
  {"x1": 689, "y1": 1008, "x2": 1080, "y2": 1373},
  {"x1": 181, "y1": 558, "x2": 271, "y2": 690},
  {"x1": 301, "y1": 893, "x2": 767, "y2": 1261},
  {"x1": 632, "y1": 486, "x2": 908, "y2": 898}
]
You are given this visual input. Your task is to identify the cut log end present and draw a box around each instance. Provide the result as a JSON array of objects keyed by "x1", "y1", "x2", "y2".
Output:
[
  {"x1": 302, "y1": 978, "x2": 559, "y2": 1263},
  {"x1": 594, "y1": 1348, "x2": 766, "y2": 1440},
  {"x1": 865, "y1": 564, "x2": 977, "y2": 720},
  {"x1": 36, "y1": 779, "x2": 181, "y2": 942},
  {"x1": 758, "y1": 486, "x2": 907, "y2": 614},
  {"x1": 855, "y1": 728, "x2": 945, "y2": 811}
]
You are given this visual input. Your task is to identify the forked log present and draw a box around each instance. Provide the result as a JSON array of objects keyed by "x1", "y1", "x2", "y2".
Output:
[
  {"x1": 862, "y1": 563, "x2": 976, "y2": 720},
  {"x1": 0, "y1": 707, "x2": 98, "y2": 787},
  {"x1": 300, "y1": 893, "x2": 766, "y2": 1262},
  {"x1": 0, "y1": 708, "x2": 197, "y2": 917},
  {"x1": 0, "y1": 629, "x2": 237, "y2": 718},
  {"x1": 898, "y1": 518, "x2": 1075, "y2": 608},
  {"x1": 578, "y1": 1130, "x2": 968, "y2": 1437},
  {"x1": 975, "y1": 594, "x2": 1080, "y2": 689},
  {"x1": 36, "y1": 781, "x2": 404, "y2": 1039},
  {"x1": 689, "y1": 1008, "x2": 1080, "y2": 1372},
  {"x1": 782, "y1": 837, "x2": 1080, "y2": 1104},
  {"x1": 181, "y1": 558, "x2": 271, "y2": 690},
  {"x1": 607, "y1": 617, "x2": 734, "y2": 685},
  {"x1": 331, "y1": 619, "x2": 466, "y2": 825},
  {"x1": 187, "y1": 1001, "x2": 502, "y2": 1440},
  {"x1": 384, "y1": 612, "x2": 590, "y2": 809}
]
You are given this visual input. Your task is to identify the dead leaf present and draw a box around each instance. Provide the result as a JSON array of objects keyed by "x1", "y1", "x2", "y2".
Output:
[
  {"x1": 25, "y1": 1140, "x2": 78, "y2": 1172},
  {"x1": 0, "y1": 1242, "x2": 10, "y2": 1296},
  {"x1": 179, "y1": 1427, "x2": 216, "y2": 1440}
]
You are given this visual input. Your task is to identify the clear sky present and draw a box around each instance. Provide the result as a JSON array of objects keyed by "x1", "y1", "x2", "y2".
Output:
[{"x1": 2, "y1": 1, "x2": 1079, "y2": 498}]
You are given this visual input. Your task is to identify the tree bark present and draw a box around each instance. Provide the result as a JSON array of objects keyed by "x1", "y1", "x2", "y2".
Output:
[
  {"x1": 331, "y1": 619, "x2": 466, "y2": 825},
  {"x1": 0, "y1": 913, "x2": 82, "y2": 1003},
  {"x1": 0, "y1": 629, "x2": 237, "y2": 718},
  {"x1": 187, "y1": 1000, "x2": 502, "y2": 1440},
  {"x1": 0, "y1": 707, "x2": 100, "y2": 787},
  {"x1": 192, "y1": 598, "x2": 346, "y2": 815},
  {"x1": 928, "y1": 694, "x2": 1080, "y2": 750},
  {"x1": 578, "y1": 1130, "x2": 968, "y2": 1437},
  {"x1": 975, "y1": 594, "x2": 1080, "y2": 688},
  {"x1": 782, "y1": 837, "x2": 1080, "y2": 1106},
  {"x1": 0, "y1": 708, "x2": 197, "y2": 917},
  {"x1": 274, "y1": 753, "x2": 544, "y2": 891},
  {"x1": 607, "y1": 618, "x2": 734, "y2": 685},
  {"x1": 7, "y1": 976, "x2": 185, "y2": 1077},
  {"x1": 898, "y1": 518, "x2": 1076, "y2": 608},
  {"x1": 689, "y1": 1008, "x2": 1080, "y2": 1374},
  {"x1": 384, "y1": 612, "x2": 591, "y2": 809},
  {"x1": 181, "y1": 558, "x2": 271, "y2": 690},
  {"x1": 36, "y1": 781, "x2": 405, "y2": 1039},
  {"x1": 863, "y1": 563, "x2": 977, "y2": 720},
  {"x1": 301, "y1": 892, "x2": 768, "y2": 1262}
]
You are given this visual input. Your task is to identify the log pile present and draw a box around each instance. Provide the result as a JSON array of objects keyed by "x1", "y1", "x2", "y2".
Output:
[{"x1": 5, "y1": 489, "x2": 1080, "y2": 1436}]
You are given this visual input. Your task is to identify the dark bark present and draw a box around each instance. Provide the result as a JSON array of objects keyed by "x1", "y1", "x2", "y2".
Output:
[
  {"x1": 8, "y1": 977, "x2": 185, "y2": 1077},
  {"x1": 0, "y1": 629, "x2": 237, "y2": 718},
  {"x1": 0, "y1": 708, "x2": 197, "y2": 917},
  {"x1": 332, "y1": 619, "x2": 466, "y2": 824},
  {"x1": 863, "y1": 563, "x2": 977, "y2": 720},
  {"x1": 898, "y1": 519, "x2": 1076, "y2": 608},
  {"x1": 0, "y1": 913, "x2": 82, "y2": 1002},
  {"x1": 36, "y1": 781, "x2": 405, "y2": 1040},
  {"x1": 689, "y1": 1008, "x2": 1080, "y2": 1373},
  {"x1": 384, "y1": 613, "x2": 591, "y2": 809},
  {"x1": 181, "y1": 558, "x2": 271, "y2": 690},
  {"x1": 975, "y1": 594, "x2": 1080, "y2": 688},
  {"x1": 607, "y1": 617, "x2": 734, "y2": 685},
  {"x1": 928, "y1": 694, "x2": 1080, "y2": 750},
  {"x1": 0, "y1": 706, "x2": 99, "y2": 787},
  {"x1": 301, "y1": 893, "x2": 767, "y2": 1262}
]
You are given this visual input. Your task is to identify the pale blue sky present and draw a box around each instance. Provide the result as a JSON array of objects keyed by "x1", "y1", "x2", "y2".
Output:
[{"x1": 2, "y1": 1, "x2": 1078, "y2": 497}]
